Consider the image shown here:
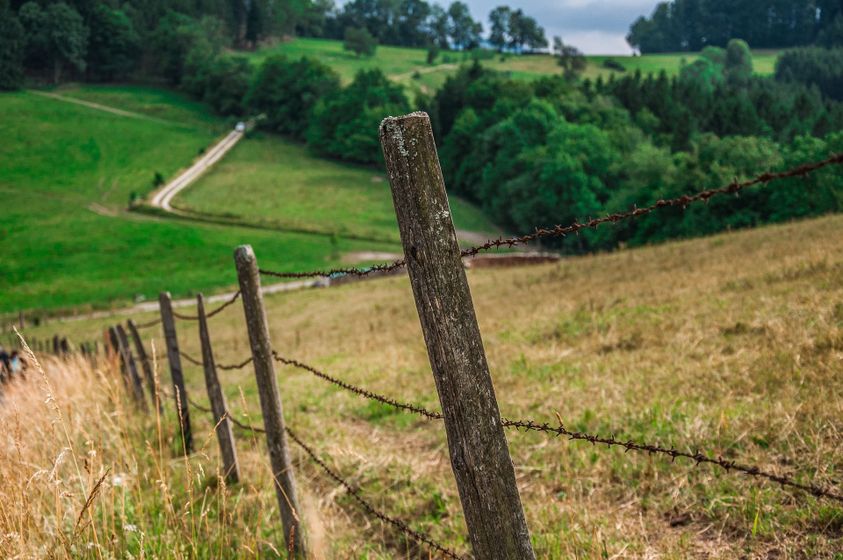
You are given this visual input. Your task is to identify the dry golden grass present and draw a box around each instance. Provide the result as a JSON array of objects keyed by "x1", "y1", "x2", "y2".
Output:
[{"x1": 11, "y1": 213, "x2": 843, "y2": 558}]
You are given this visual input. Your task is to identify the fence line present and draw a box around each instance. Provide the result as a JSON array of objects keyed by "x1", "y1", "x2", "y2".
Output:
[
  {"x1": 258, "y1": 152, "x2": 843, "y2": 280},
  {"x1": 20, "y1": 119, "x2": 843, "y2": 558}
]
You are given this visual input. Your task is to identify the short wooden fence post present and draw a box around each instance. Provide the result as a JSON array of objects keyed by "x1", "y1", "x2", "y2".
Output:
[
  {"x1": 159, "y1": 292, "x2": 193, "y2": 454},
  {"x1": 380, "y1": 112, "x2": 536, "y2": 559},
  {"x1": 108, "y1": 326, "x2": 130, "y2": 389},
  {"x1": 197, "y1": 293, "x2": 241, "y2": 484},
  {"x1": 127, "y1": 319, "x2": 162, "y2": 411},
  {"x1": 234, "y1": 245, "x2": 307, "y2": 556},
  {"x1": 116, "y1": 325, "x2": 148, "y2": 411}
]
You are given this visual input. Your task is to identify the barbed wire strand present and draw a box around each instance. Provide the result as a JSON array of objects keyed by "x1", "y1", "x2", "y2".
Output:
[
  {"x1": 178, "y1": 349, "x2": 252, "y2": 371},
  {"x1": 273, "y1": 352, "x2": 443, "y2": 420},
  {"x1": 258, "y1": 153, "x2": 843, "y2": 280},
  {"x1": 181, "y1": 397, "x2": 465, "y2": 559},
  {"x1": 284, "y1": 426, "x2": 467, "y2": 560},
  {"x1": 172, "y1": 290, "x2": 241, "y2": 321},
  {"x1": 135, "y1": 318, "x2": 162, "y2": 329},
  {"x1": 271, "y1": 353, "x2": 843, "y2": 504}
]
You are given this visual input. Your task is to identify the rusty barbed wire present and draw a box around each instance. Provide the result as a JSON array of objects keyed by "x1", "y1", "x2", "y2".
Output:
[
  {"x1": 284, "y1": 426, "x2": 467, "y2": 560},
  {"x1": 266, "y1": 352, "x2": 843, "y2": 504},
  {"x1": 272, "y1": 352, "x2": 443, "y2": 420},
  {"x1": 135, "y1": 318, "x2": 162, "y2": 329},
  {"x1": 257, "y1": 153, "x2": 843, "y2": 280},
  {"x1": 180, "y1": 396, "x2": 465, "y2": 558},
  {"x1": 178, "y1": 349, "x2": 252, "y2": 371},
  {"x1": 172, "y1": 291, "x2": 241, "y2": 321},
  {"x1": 501, "y1": 418, "x2": 843, "y2": 504}
]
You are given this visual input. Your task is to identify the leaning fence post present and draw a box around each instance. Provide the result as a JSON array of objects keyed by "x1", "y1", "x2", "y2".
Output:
[
  {"x1": 380, "y1": 112, "x2": 536, "y2": 559},
  {"x1": 197, "y1": 293, "x2": 241, "y2": 484},
  {"x1": 116, "y1": 325, "x2": 148, "y2": 411},
  {"x1": 127, "y1": 319, "x2": 162, "y2": 412},
  {"x1": 159, "y1": 292, "x2": 193, "y2": 454},
  {"x1": 234, "y1": 245, "x2": 307, "y2": 556}
]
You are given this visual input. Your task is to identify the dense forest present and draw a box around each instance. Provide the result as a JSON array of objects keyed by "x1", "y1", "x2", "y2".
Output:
[
  {"x1": 1, "y1": 0, "x2": 842, "y2": 254},
  {"x1": 628, "y1": 0, "x2": 843, "y2": 52}
]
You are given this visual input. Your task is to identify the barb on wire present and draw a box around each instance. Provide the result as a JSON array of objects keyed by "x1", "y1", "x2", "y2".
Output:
[
  {"x1": 272, "y1": 352, "x2": 443, "y2": 420},
  {"x1": 135, "y1": 318, "x2": 162, "y2": 329},
  {"x1": 285, "y1": 426, "x2": 466, "y2": 560},
  {"x1": 257, "y1": 153, "x2": 843, "y2": 280},
  {"x1": 502, "y1": 418, "x2": 843, "y2": 504},
  {"x1": 173, "y1": 291, "x2": 241, "y2": 321}
]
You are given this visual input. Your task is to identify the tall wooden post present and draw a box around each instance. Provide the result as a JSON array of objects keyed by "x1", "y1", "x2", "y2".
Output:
[
  {"x1": 127, "y1": 319, "x2": 161, "y2": 411},
  {"x1": 234, "y1": 245, "x2": 307, "y2": 556},
  {"x1": 380, "y1": 112, "x2": 536, "y2": 559},
  {"x1": 159, "y1": 292, "x2": 193, "y2": 454},
  {"x1": 116, "y1": 325, "x2": 148, "y2": 411},
  {"x1": 197, "y1": 293, "x2": 241, "y2": 484}
]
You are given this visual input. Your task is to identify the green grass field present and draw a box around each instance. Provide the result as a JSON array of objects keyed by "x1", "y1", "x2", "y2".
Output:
[
  {"x1": 174, "y1": 132, "x2": 498, "y2": 243},
  {"x1": 251, "y1": 38, "x2": 780, "y2": 95},
  {"x1": 0, "y1": 87, "x2": 400, "y2": 314}
]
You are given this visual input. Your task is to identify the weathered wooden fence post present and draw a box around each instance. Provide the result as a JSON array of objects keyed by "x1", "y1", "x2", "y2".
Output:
[
  {"x1": 380, "y1": 112, "x2": 536, "y2": 559},
  {"x1": 159, "y1": 292, "x2": 193, "y2": 454},
  {"x1": 108, "y1": 326, "x2": 130, "y2": 389},
  {"x1": 197, "y1": 293, "x2": 241, "y2": 484},
  {"x1": 127, "y1": 319, "x2": 161, "y2": 411},
  {"x1": 116, "y1": 325, "x2": 148, "y2": 411},
  {"x1": 234, "y1": 245, "x2": 307, "y2": 556}
]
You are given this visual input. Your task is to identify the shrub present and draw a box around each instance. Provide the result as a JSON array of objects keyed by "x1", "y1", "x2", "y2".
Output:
[{"x1": 343, "y1": 27, "x2": 377, "y2": 57}]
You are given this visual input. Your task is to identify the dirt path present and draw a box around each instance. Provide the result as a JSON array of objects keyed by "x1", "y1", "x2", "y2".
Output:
[
  {"x1": 149, "y1": 128, "x2": 244, "y2": 211},
  {"x1": 389, "y1": 63, "x2": 458, "y2": 82},
  {"x1": 31, "y1": 90, "x2": 178, "y2": 127}
]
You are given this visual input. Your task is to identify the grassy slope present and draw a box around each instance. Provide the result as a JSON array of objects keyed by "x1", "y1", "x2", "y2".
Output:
[
  {"x1": 27, "y1": 212, "x2": 843, "y2": 558},
  {"x1": 0, "y1": 87, "x2": 396, "y2": 313},
  {"x1": 174, "y1": 132, "x2": 498, "y2": 243},
  {"x1": 253, "y1": 38, "x2": 779, "y2": 94}
]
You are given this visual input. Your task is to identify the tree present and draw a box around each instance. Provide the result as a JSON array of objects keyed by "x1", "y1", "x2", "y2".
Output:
[
  {"x1": 508, "y1": 9, "x2": 545, "y2": 52},
  {"x1": 553, "y1": 37, "x2": 585, "y2": 78},
  {"x1": 307, "y1": 68, "x2": 410, "y2": 163},
  {"x1": 19, "y1": 2, "x2": 88, "y2": 83},
  {"x1": 344, "y1": 26, "x2": 377, "y2": 57},
  {"x1": 246, "y1": 54, "x2": 341, "y2": 138},
  {"x1": 448, "y1": 2, "x2": 482, "y2": 50},
  {"x1": 427, "y1": 4, "x2": 450, "y2": 49},
  {"x1": 201, "y1": 55, "x2": 251, "y2": 115},
  {"x1": 86, "y1": 5, "x2": 139, "y2": 81},
  {"x1": 725, "y1": 38, "x2": 752, "y2": 86},
  {"x1": 0, "y1": 10, "x2": 25, "y2": 90},
  {"x1": 488, "y1": 6, "x2": 511, "y2": 52}
]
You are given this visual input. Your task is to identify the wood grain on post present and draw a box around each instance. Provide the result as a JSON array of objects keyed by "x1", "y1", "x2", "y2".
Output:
[
  {"x1": 234, "y1": 245, "x2": 307, "y2": 557},
  {"x1": 379, "y1": 112, "x2": 536, "y2": 559},
  {"x1": 197, "y1": 293, "x2": 241, "y2": 484},
  {"x1": 127, "y1": 319, "x2": 162, "y2": 412},
  {"x1": 116, "y1": 325, "x2": 148, "y2": 411},
  {"x1": 159, "y1": 292, "x2": 193, "y2": 454}
]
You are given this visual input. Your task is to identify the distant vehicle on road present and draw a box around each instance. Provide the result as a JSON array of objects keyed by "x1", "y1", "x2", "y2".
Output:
[{"x1": 235, "y1": 122, "x2": 246, "y2": 132}]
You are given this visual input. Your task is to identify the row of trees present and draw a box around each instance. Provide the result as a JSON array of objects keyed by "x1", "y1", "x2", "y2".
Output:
[
  {"x1": 323, "y1": 0, "x2": 546, "y2": 51},
  {"x1": 628, "y1": 0, "x2": 843, "y2": 53},
  {"x1": 421, "y1": 60, "x2": 843, "y2": 253}
]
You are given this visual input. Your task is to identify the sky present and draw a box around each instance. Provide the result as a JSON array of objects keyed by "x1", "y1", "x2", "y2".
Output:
[{"x1": 462, "y1": 0, "x2": 660, "y2": 54}]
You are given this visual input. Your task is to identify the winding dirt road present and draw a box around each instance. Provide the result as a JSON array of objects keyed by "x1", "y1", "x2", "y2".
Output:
[{"x1": 150, "y1": 127, "x2": 244, "y2": 211}]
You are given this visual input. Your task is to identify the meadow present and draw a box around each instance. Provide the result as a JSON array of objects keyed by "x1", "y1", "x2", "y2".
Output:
[
  {"x1": 251, "y1": 37, "x2": 780, "y2": 96},
  {"x1": 13, "y1": 210, "x2": 843, "y2": 558},
  {"x1": 173, "y1": 132, "x2": 498, "y2": 244},
  {"x1": 0, "y1": 87, "x2": 400, "y2": 314}
]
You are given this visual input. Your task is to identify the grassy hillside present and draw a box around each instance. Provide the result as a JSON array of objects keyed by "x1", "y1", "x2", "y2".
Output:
[
  {"x1": 15, "y1": 212, "x2": 843, "y2": 557},
  {"x1": 251, "y1": 38, "x2": 780, "y2": 95},
  {"x1": 173, "y1": 132, "x2": 498, "y2": 243},
  {"x1": 0, "y1": 87, "x2": 398, "y2": 314}
]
